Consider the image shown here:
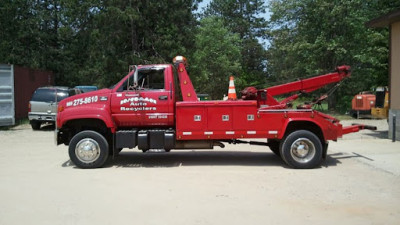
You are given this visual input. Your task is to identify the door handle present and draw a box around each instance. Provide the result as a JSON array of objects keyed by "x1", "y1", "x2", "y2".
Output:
[
  {"x1": 125, "y1": 93, "x2": 139, "y2": 97},
  {"x1": 159, "y1": 95, "x2": 168, "y2": 100}
]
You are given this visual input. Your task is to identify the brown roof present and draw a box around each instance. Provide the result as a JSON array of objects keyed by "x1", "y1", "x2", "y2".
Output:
[{"x1": 367, "y1": 8, "x2": 400, "y2": 28}]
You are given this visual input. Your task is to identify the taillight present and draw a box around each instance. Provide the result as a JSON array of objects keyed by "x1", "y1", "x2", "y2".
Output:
[{"x1": 28, "y1": 103, "x2": 31, "y2": 112}]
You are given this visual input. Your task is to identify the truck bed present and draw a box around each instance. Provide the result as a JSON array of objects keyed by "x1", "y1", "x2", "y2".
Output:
[{"x1": 176, "y1": 100, "x2": 342, "y2": 141}]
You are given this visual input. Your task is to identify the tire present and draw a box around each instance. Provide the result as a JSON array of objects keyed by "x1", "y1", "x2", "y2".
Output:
[
  {"x1": 280, "y1": 130, "x2": 323, "y2": 169},
  {"x1": 68, "y1": 130, "x2": 109, "y2": 168},
  {"x1": 268, "y1": 139, "x2": 280, "y2": 156},
  {"x1": 350, "y1": 110, "x2": 357, "y2": 119},
  {"x1": 30, "y1": 121, "x2": 41, "y2": 130}
]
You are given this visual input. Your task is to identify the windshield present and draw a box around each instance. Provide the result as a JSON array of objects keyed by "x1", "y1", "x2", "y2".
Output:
[{"x1": 31, "y1": 89, "x2": 69, "y2": 102}]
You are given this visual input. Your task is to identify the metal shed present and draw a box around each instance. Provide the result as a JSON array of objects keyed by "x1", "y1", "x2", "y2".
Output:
[{"x1": 0, "y1": 64, "x2": 54, "y2": 126}]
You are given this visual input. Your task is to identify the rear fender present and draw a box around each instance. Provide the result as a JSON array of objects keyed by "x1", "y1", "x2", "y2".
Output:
[{"x1": 280, "y1": 119, "x2": 325, "y2": 143}]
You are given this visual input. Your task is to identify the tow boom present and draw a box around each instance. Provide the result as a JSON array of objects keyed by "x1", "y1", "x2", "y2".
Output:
[{"x1": 241, "y1": 65, "x2": 351, "y2": 109}]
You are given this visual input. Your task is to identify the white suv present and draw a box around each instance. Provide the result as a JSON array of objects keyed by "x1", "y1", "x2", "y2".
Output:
[{"x1": 28, "y1": 87, "x2": 81, "y2": 130}]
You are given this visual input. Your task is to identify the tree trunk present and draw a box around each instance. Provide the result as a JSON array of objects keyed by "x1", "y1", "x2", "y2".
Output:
[{"x1": 328, "y1": 93, "x2": 337, "y2": 111}]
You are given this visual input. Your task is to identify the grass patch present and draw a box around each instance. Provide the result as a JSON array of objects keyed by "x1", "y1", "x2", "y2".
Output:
[
  {"x1": 324, "y1": 113, "x2": 353, "y2": 120},
  {"x1": 276, "y1": 96, "x2": 352, "y2": 119},
  {"x1": 0, "y1": 118, "x2": 30, "y2": 130}
]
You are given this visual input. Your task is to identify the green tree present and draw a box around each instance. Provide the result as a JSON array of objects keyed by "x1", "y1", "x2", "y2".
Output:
[
  {"x1": 191, "y1": 16, "x2": 242, "y2": 99},
  {"x1": 204, "y1": 0, "x2": 268, "y2": 87},
  {"x1": 0, "y1": 0, "x2": 41, "y2": 67},
  {"x1": 0, "y1": 0, "x2": 199, "y2": 88},
  {"x1": 266, "y1": 0, "x2": 400, "y2": 111},
  {"x1": 0, "y1": 0, "x2": 98, "y2": 85},
  {"x1": 68, "y1": 0, "x2": 199, "y2": 87}
]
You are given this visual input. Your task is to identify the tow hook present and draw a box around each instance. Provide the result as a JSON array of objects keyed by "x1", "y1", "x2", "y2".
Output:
[{"x1": 352, "y1": 123, "x2": 377, "y2": 131}]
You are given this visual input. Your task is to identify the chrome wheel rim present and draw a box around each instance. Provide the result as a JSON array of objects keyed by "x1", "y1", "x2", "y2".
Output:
[
  {"x1": 290, "y1": 138, "x2": 315, "y2": 163},
  {"x1": 75, "y1": 138, "x2": 101, "y2": 163}
]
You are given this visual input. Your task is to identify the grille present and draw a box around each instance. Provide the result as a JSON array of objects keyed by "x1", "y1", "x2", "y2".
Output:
[{"x1": 356, "y1": 99, "x2": 363, "y2": 108}]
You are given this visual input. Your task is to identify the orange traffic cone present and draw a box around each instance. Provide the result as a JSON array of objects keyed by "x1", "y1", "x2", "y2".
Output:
[{"x1": 228, "y1": 76, "x2": 237, "y2": 100}]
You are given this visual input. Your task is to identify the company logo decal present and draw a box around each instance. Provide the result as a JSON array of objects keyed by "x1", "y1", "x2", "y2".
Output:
[
  {"x1": 120, "y1": 97, "x2": 157, "y2": 105},
  {"x1": 120, "y1": 97, "x2": 157, "y2": 111}
]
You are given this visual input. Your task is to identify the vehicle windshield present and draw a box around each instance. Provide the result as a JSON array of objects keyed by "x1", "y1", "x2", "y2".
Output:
[
  {"x1": 75, "y1": 86, "x2": 97, "y2": 93},
  {"x1": 31, "y1": 89, "x2": 69, "y2": 102}
]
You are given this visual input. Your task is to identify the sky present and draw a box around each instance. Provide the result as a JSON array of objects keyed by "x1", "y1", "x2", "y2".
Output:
[{"x1": 197, "y1": 0, "x2": 271, "y2": 20}]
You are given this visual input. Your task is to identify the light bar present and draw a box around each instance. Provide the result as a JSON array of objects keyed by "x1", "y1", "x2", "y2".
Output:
[{"x1": 173, "y1": 56, "x2": 187, "y2": 66}]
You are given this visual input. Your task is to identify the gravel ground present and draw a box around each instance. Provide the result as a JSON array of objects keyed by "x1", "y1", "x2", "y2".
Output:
[{"x1": 0, "y1": 119, "x2": 399, "y2": 225}]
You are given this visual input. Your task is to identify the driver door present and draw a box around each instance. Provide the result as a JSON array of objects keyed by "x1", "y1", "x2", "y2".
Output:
[{"x1": 110, "y1": 66, "x2": 172, "y2": 127}]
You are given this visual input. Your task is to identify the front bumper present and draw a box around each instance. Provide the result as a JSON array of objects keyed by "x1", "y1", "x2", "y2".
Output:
[{"x1": 29, "y1": 113, "x2": 56, "y2": 122}]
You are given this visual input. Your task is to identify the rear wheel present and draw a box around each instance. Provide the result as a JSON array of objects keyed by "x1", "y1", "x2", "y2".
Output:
[
  {"x1": 30, "y1": 121, "x2": 41, "y2": 130},
  {"x1": 68, "y1": 130, "x2": 109, "y2": 168},
  {"x1": 280, "y1": 130, "x2": 323, "y2": 169}
]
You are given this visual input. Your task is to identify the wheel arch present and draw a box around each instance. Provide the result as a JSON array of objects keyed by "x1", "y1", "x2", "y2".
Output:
[
  {"x1": 284, "y1": 120, "x2": 324, "y2": 141},
  {"x1": 60, "y1": 118, "x2": 112, "y2": 145},
  {"x1": 57, "y1": 106, "x2": 115, "y2": 131}
]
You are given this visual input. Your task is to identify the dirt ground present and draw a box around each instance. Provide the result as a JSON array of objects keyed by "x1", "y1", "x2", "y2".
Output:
[{"x1": 0, "y1": 119, "x2": 399, "y2": 225}]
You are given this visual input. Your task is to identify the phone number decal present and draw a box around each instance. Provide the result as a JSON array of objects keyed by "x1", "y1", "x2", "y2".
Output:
[{"x1": 66, "y1": 96, "x2": 98, "y2": 107}]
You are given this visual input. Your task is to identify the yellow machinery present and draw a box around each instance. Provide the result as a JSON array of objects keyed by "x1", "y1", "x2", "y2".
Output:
[{"x1": 371, "y1": 87, "x2": 389, "y2": 119}]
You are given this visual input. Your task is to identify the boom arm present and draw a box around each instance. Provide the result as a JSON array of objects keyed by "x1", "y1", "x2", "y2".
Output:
[
  {"x1": 266, "y1": 65, "x2": 351, "y2": 96},
  {"x1": 242, "y1": 65, "x2": 351, "y2": 109}
]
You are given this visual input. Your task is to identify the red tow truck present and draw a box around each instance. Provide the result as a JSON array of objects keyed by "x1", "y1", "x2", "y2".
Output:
[{"x1": 56, "y1": 56, "x2": 375, "y2": 169}]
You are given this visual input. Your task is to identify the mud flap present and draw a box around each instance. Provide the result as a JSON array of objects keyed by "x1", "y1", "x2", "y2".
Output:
[
  {"x1": 112, "y1": 134, "x2": 116, "y2": 159},
  {"x1": 322, "y1": 141, "x2": 329, "y2": 159}
]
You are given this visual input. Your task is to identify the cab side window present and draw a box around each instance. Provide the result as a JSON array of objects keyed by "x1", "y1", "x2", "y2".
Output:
[
  {"x1": 118, "y1": 68, "x2": 165, "y2": 92},
  {"x1": 137, "y1": 69, "x2": 165, "y2": 90}
]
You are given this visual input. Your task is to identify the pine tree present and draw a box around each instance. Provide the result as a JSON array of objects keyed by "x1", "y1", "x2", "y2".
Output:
[{"x1": 205, "y1": 0, "x2": 268, "y2": 87}]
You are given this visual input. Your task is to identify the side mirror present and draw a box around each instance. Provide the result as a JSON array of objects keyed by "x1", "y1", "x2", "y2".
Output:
[
  {"x1": 133, "y1": 66, "x2": 138, "y2": 88},
  {"x1": 127, "y1": 65, "x2": 138, "y2": 91}
]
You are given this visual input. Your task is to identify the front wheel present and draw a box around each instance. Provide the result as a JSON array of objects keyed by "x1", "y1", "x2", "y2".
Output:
[
  {"x1": 68, "y1": 130, "x2": 109, "y2": 168},
  {"x1": 280, "y1": 130, "x2": 323, "y2": 169}
]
